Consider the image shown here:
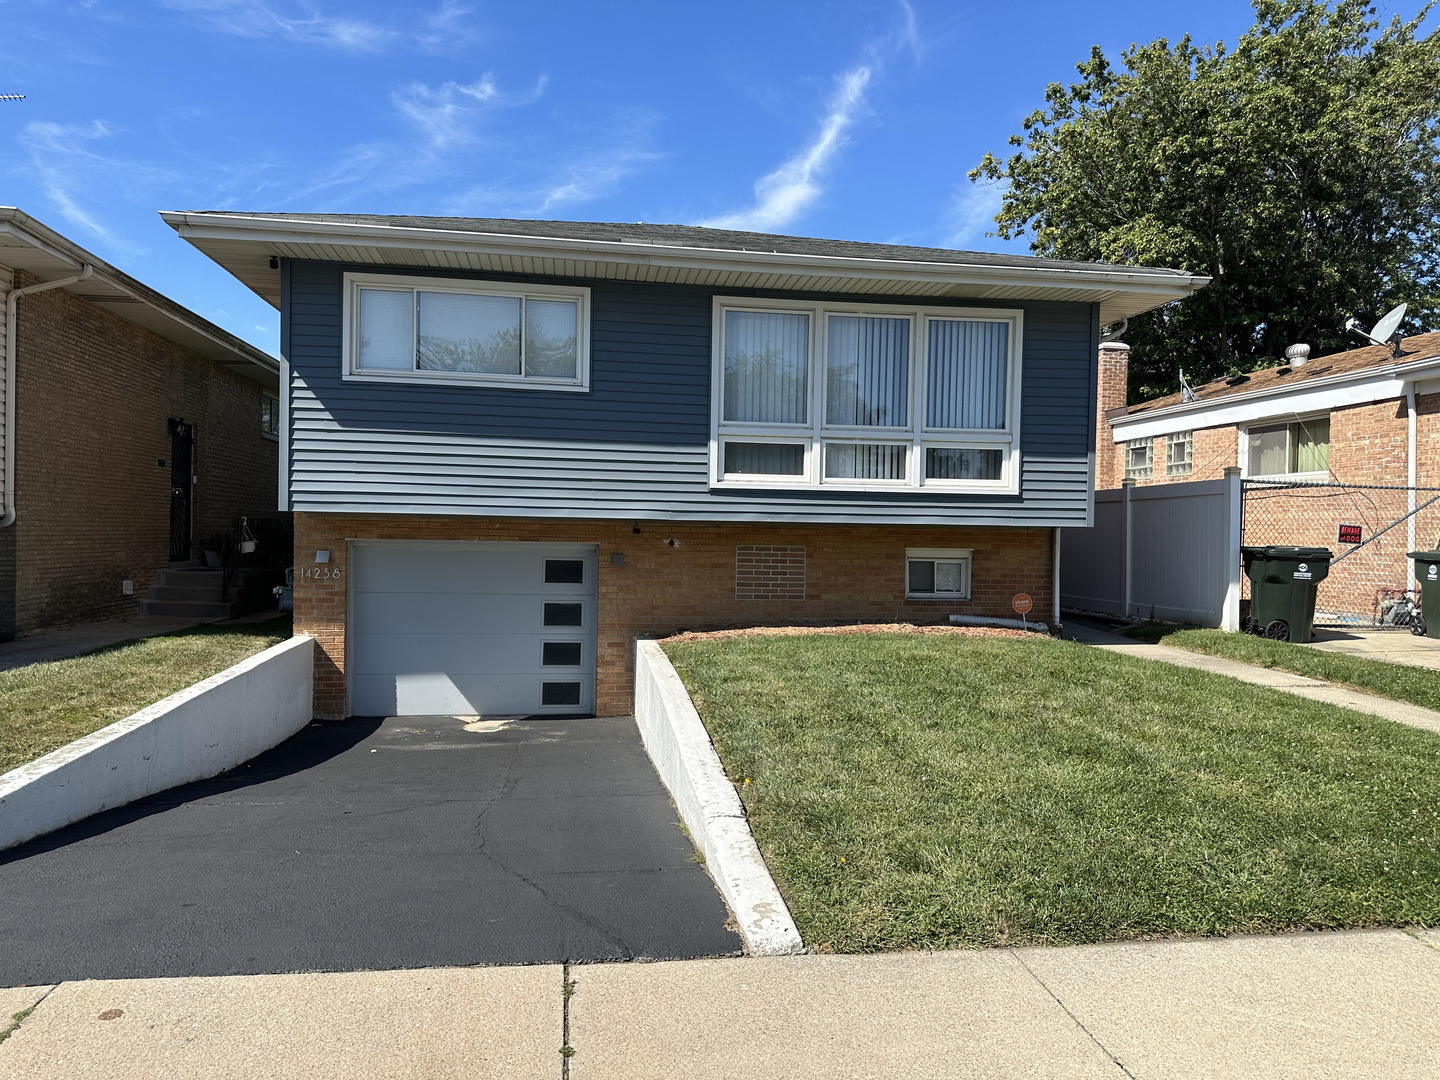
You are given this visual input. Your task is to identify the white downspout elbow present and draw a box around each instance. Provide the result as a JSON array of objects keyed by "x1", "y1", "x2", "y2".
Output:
[{"x1": 2, "y1": 265, "x2": 94, "y2": 528}]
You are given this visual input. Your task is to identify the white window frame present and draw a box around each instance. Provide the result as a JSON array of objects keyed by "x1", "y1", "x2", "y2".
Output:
[
  {"x1": 1240, "y1": 413, "x2": 1331, "y2": 479},
  {"x1": 341, "y1": 271, "x2": 591, "y2": 392},
  {"x1": 1125, "y1": 438, "x2": 1154, "y2": 480},
  {"x1": 1165, "y1": 430, "x2": 1192, "y2": 477},
  {"x1": 905, "y1": 547, "x2": 974, "y2": 600},
  {"x1": 708, "y1": 296, "x2": 1023, "y2": 494}
]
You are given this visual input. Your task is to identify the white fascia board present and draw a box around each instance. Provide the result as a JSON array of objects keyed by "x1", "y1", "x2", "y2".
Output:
[
  {"x1": 1111, "y1": 356, "x2": 1440, "y2": 443},
  {"x1": 161, "y1": 212, "x2": 1210, "y2": 304}
]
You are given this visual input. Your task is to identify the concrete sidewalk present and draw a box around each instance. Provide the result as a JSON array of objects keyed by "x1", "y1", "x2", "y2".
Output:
[
  {"x1": 1062, "y1": 620, "x2": 1440, "y2": 736},
  {"x1": 2, "y1": 928, "x2": 1437, "y2": 1078},
  {"x1": 1302, "y1": 626, "x2": 1440, "y2": 671}
]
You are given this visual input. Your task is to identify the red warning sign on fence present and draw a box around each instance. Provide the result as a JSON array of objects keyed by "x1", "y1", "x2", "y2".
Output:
[{"x1": 1338, "y1": 524, "x2": 1363, "y2": 544}]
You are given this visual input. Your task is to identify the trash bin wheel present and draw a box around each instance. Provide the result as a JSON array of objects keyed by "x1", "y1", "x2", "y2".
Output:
[
  {"x1": 1264, "y1": 620, "x2": 1291, "y2": 642},
  {"x1": 1413, "y1": 617, "x2": 1428, "y2": 638}
]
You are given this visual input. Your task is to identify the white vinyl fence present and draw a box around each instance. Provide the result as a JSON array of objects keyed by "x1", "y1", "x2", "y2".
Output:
[{"x1": 1062, "y1": 469, "x2": 1242, "y2": 629}]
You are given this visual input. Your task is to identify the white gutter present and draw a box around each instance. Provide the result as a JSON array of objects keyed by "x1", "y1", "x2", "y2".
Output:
[
  {"x1": 2, "y1": 265, "x2": 93, "y2": 528},
  {"x1": 1110, "y1": 351, "x2": 1440, "y2": 441}
]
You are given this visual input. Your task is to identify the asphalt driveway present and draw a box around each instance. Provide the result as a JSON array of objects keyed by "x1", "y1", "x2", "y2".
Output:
[{"x1": 0, "y1": 715, "x2": 741, "y2": 986}]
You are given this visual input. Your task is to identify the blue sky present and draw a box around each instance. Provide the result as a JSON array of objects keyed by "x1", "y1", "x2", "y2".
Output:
[{"x1": 0, "y1": 0, "x2": 1422, "y2": 356}]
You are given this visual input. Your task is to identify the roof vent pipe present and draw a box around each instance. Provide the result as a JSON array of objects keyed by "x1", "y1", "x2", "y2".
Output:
[{"x1": 1284, "y1": 343, "x2": 1311, "y2": 367}]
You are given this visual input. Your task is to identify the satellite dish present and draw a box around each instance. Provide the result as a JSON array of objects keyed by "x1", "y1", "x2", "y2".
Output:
[{"x1": 1345, "y1": 302, "x2": 1407, "y2": 353}]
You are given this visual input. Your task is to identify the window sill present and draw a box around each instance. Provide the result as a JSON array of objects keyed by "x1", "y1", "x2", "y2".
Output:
[
  {"x1": 1246, "y1": 470, "x2": 1330, "y2": 482},
  {"x1": 342, "y1": 369, "x2": 590, "y2": 393},
  {"x1": 710, "y1": 480, "x2": 1019, "y2": 495},
  {"x1": 906, "y1": 593, "x2": 973, "y2": 601}
]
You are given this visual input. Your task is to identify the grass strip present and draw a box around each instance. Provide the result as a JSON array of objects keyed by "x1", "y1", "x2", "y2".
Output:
[
  {"x1": 665, "y1": 632, "x2": 1440, "y2": 952},
  {"x1": 1124, "y1": 625, "x2": 1440, "y2": 713},
  {"x1": 0, "y1": 617, "x2": 292, "y2": 774}
]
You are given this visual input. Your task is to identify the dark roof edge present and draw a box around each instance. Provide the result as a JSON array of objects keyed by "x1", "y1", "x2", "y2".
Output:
[{"x1": 1, "y1": 206, "x2": 278, "y2": 374}]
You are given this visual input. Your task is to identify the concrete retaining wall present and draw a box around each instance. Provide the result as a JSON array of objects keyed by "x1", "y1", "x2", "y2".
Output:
[
  {"x1": 0, "y1": 634, "x2": 314, "y2": 851},
  {"x1": 633, "y1": 639, "x2": 803, "y2": 956}
]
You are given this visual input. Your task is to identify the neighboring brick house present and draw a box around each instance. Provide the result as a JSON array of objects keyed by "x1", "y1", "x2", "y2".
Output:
[
  {"x1": 1096, "y1": 331, "x2": 1440, "y2": 619},
  {"x1": 168, "y1": 211, "x2": 1207, "y2": 718},
  {"x1": 0, "y1": 208, "x2": 280, "y2": 639}
]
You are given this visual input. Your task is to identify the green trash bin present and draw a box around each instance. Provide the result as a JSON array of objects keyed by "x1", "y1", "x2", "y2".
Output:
[
  {"x1": 1407, "y1": 550, "x2": 1440, "y2": 639},
  {"x1": 1241, "y1": 545, "x2": 1333, "y2": 643}
]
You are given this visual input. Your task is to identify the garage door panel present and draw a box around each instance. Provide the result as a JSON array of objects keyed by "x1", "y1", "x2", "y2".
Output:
[
  {"x1": 350, "y1": 593, "x2": 593, "y2": 636},
  {"x1": 348, "y1": 541, "x2": 599, "y2": 718},
  {"x1": 350, "y1": 631, "x2": 593, "y2": 675},
  {"x1": 351, "y1": 543, "x2": 595, "y2": 594},
  {"x1": 351, "y1": 672, "x2": 594, "y2": 717}
]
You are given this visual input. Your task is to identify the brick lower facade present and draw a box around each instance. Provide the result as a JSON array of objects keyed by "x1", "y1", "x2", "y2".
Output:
[
  {"x1": 3, "y1": 273, "x2": 277, "y2": 637},
  {"x1": 294, "y1": 512, "x2": 1056, "y2": 719}
]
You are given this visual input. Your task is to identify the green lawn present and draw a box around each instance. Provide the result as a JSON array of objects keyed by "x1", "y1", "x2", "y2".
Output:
[
  {"x1": 664, "y1": 633, "x2": 1440, "y2": 952},
  {"x1": 1125, "y1": 625, "x2": 1440, "y2": 713},
  {"x1": 0, "y1": 617, "x2": 292, "y2": 775}
]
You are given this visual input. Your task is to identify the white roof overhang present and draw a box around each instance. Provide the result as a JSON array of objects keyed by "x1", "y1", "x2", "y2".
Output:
[{"x1": 161, "y1": 212, "x2": 1210, "y2": 326}]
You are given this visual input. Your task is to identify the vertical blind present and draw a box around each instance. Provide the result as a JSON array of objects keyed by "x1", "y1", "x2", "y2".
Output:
[
  {"x1": 723, "y1": 311, "x2": 810, "y2": 424},
  {"x1": 824, "y1": 443, "x2": 907, "y2": 480},
  {"x1": 357, "y1": 288, "x2": 414, "y2": 371},
  {"x1": 927, "y1": 320, "x2": 1008, "y2": 429},
  {"x1": 826, "y1": 316, "x2": 909, "y2": 427}
]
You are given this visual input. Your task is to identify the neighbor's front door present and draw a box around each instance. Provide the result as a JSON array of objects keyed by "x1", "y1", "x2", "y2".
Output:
[{"x1": 169, "y1": 419, "x2": 193, "y2": 562}]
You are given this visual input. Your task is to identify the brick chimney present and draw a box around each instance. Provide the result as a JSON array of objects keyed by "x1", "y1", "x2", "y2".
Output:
[{"x1": 1095, "y1": 340, "x2": 1130, "y2": 489}]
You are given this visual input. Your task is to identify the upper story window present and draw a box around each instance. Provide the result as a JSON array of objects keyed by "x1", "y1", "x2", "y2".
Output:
[
  {"x1": 1125, "y1": 438, "x2": 1153, "y2": 480},
  {"x1": 261, "y1": 395, "x2": 279, "y2": 439},
  {"x1": 1166, "y1": 431, "x2": 1193, "y2": 476},
  {"x1": 711, "y1": 298, "x2": 1022, "y2": 492},
  {"x1": 343, "y1": 273, "x2": 590, "y2": 392},
  {"x1": 1246, "y1": 416, "x2": 1329, "y2": 477}
]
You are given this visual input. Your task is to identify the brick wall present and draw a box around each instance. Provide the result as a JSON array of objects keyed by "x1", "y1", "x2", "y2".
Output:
[
  {"x1": 294, "y1": 513, "x2": 1056, "y2": 719},
  {"x1": 8, "y1": 273, "x2": 277, "y2": 635},
  {"x1": 1095, "y1": 342, "x2": 1129, "y2": 491}
]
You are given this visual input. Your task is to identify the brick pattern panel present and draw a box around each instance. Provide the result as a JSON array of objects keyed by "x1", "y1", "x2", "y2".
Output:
[
  {"x1": 293, "y1": 514, "x2": 1057, "y2": 720},
  {"x1": 735, "y1": 545, "x2": 805, "y2": 600},
  {"x1": 9, "y1": 272, "x2": 277, "y2": 635}
]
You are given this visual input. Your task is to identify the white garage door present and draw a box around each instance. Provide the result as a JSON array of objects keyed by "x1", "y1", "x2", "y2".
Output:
[{"x1": 349, "y1": 541, "x2": 598, "y2": 717}]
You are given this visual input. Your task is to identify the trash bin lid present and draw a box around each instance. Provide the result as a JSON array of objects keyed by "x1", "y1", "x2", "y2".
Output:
[
  {"x1": 1408, "y1": 550, "x2": 1440, "y2": 561},
  {"x1": 1250, "y1": 545, "x2": 1334, "y2": 560}
]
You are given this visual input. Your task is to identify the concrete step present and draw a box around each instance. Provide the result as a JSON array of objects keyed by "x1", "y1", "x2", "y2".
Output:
[
  {"x1": 154, "y1": 568, "x2": 224, "y2": 589},
  {"x1": 138, "y1": 600, "x2": 235, "y2": 619},
  {"x1": 146, "y1": 584, "x2": 225, "y2": 603}
]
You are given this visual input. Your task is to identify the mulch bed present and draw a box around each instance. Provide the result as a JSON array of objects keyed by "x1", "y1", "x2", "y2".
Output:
[{"x1": 658, "y1": 623, "x2": 1035, "y2": 644}]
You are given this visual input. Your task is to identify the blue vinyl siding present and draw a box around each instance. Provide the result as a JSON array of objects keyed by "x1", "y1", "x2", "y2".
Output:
[{"x1": 285, "y1": 261, "x2": 1099, "y2": 526}]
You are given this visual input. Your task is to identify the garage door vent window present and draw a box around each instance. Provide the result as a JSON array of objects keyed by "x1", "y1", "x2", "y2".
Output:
[
  {"x1": 542, "y1": 682, "x2": 583, "y2": 706},
  {"x1": 544, "y1": 559, "x2": 585, "y2": 584},
  {"x1": 543, "y1": 602, "x2": 584, "y2": 627},
  {"x1": 543, "y1": 642, "x2": 583, "y2": 666}
]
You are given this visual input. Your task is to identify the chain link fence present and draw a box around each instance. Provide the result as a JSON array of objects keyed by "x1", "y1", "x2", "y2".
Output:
[{"x1": 1240, "y1": 479, "x2": 1440, "y2": 627}]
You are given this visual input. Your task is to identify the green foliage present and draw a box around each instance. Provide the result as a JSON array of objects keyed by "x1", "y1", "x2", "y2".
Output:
[
  {"x1": 971, "y1": 1, "x2": 1440, "y2": 401},
  {"x1": 665, "y1": 633, "x2": 1440, "y2": 951}
]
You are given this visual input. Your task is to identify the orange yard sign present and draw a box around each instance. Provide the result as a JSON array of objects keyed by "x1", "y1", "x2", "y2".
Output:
[{"x1": 1012, "y1": 593, "x2": 1033, "y2": 615}]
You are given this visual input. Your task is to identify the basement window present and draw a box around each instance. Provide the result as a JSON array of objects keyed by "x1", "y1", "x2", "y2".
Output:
[
  {"x1": 1125, "y1": 439, "x2": 1153, "y2": 480},
  {"x1": 1166, "y1": 431, "x2": 1193, "y2": 477},
  {"x1": 905, "y1": 548, "x2": 973, "y2": 600}
]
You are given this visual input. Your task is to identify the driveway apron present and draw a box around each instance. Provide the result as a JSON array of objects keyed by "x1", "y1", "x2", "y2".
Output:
[{"x1": 0, "y1": 715, "x2": 741, "y2": 985}]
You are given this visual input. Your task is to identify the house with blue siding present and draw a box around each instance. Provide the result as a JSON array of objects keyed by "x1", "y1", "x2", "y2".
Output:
[{"x1": 164, "y1": 212, "x2": 1207, "y2": 719}]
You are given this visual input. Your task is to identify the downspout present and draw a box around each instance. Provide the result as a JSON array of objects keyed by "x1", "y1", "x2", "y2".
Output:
[
  {"x1": 2, "y1": 265, "x2": 94, "y2": 528},
  {"x1": 1052, "y1": 526, "x2": 1062, "y2": 630},
  {"x1": 1407, "y1": 382, "x2": 1417, "y2": 575}
]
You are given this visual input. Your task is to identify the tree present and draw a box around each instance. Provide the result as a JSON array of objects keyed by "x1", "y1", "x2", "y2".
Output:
[{"x1": 970, "y1": 0, "x2": 1440, "y2": 402}]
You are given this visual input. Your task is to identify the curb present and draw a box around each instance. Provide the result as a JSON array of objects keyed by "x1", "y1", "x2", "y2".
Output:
[
  {"x1": 633, "y1": 639, "x2": 803, "y2": 956},
  {"x1": 0, "y1": 635, "x2": 314, "y2": 851}
]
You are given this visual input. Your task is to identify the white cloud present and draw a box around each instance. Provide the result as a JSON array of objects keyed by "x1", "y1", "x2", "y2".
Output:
[
  {"x1": 700, "y1": 65, "x2": 872, "y2": 233},
  {"x1": 453, "y1": 141, "x2": 660, "y2": 217},
  {"x1": 943, "y1": 181, "x2": 1005, "y2": 249},
  {"x1": 17, "y1": 119, "x2": 172, "y2": 248},
  {"x1": 392, "y1": 75, "x2": 545, "y2": 151},
  {"x1": 162, "y1": 1, "x2": 397, "y2": 52}
]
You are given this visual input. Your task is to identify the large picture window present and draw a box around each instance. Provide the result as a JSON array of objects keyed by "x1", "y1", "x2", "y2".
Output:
[
  {"x1": 344, "y1": 273, "x2": 589, "y2": 391},
  {"x1": 711, "y1": 298, "x2": 1022, "y2": 491}
]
